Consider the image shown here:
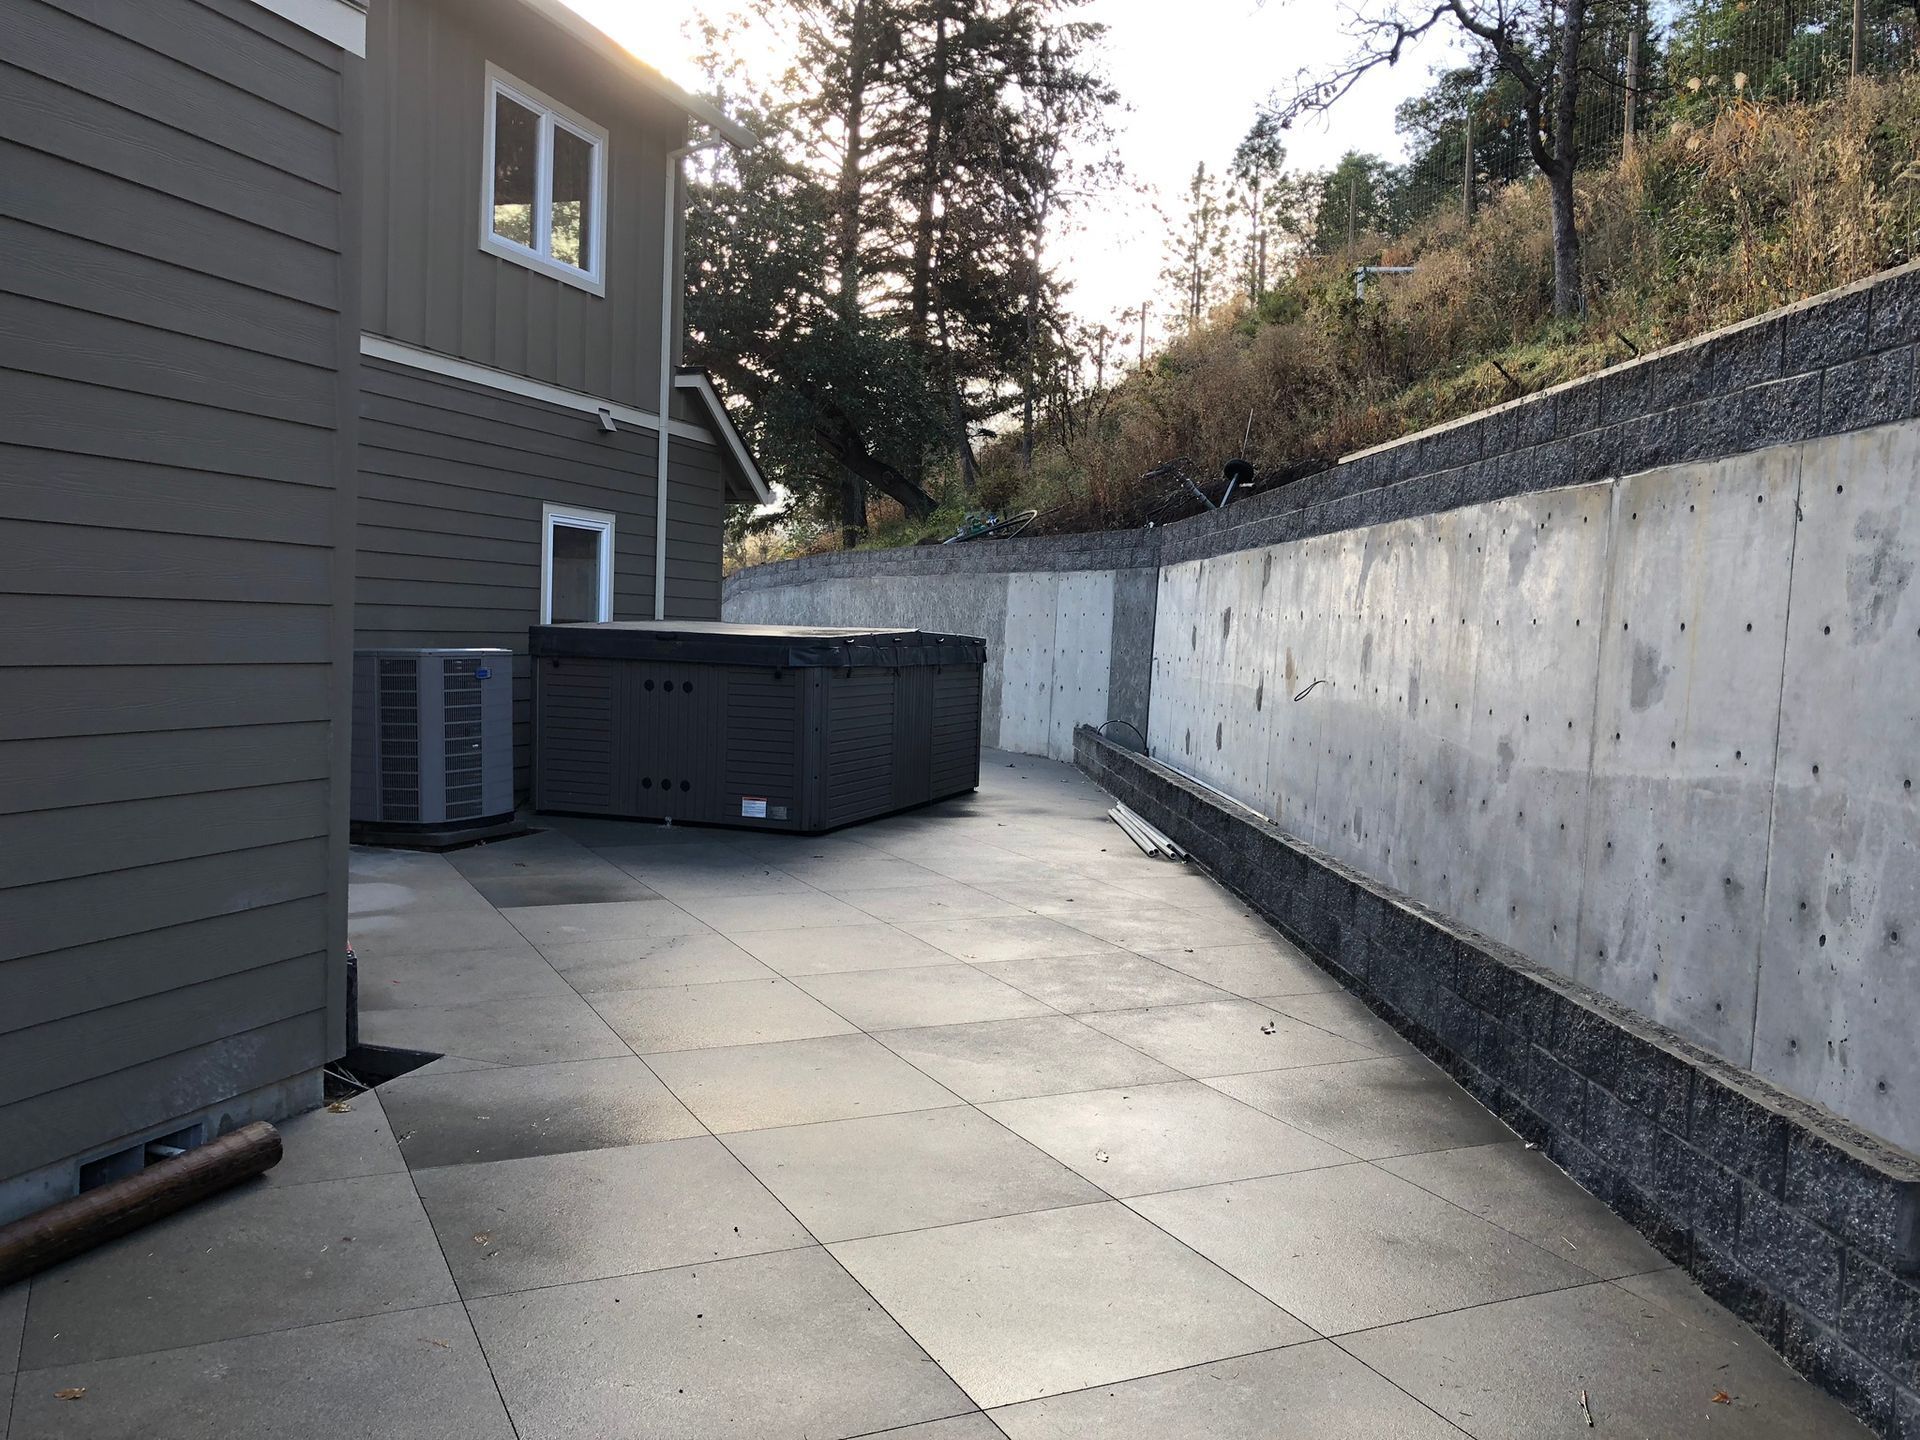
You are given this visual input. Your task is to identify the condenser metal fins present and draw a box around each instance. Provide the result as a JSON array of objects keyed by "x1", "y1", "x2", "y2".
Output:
[{"x1": 352, "y1": 648, "x2": 513, "y2": 840}]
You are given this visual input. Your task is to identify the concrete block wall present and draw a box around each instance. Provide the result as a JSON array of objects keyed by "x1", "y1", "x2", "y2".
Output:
[
  {"x1": 1159, "y1": 261, "x2": 1920, "y2": 568},
  {"x1": 724, "y1": 532, "x2": 1162, "y2": 761}
]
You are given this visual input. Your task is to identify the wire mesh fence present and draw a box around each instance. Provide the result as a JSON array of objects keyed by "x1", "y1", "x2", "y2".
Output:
[{"x1": 1362, "y1": 0, "x2": 1917, "y2": 242}]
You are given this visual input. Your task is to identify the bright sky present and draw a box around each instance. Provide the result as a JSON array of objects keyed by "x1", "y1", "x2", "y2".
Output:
[{"x1": 564, "y1": 0, "x2": 1462, "y2": 350}]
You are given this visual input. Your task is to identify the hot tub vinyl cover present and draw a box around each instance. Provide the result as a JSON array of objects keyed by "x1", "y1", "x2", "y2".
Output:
[{"x1": 530, "y1": 621, "x2": 987, "y2": 668}]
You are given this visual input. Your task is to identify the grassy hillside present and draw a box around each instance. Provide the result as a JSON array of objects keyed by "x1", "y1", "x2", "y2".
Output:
[{"x1": 736, "y1": 74, "x2": 1920, "y2": 564}]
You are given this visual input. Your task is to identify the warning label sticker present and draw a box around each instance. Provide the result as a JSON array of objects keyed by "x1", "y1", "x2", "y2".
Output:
[{"x1": 740, "y1": 796, "x2": 768, "y2": 818}]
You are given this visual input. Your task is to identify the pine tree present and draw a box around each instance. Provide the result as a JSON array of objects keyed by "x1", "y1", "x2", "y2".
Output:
[{"x1": 686, "y1": 0, "x2": 1116, "y2": 540}]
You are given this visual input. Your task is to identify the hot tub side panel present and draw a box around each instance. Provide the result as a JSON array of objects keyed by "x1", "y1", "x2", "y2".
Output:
[
  {"x1": 931, "y1": 665, "x2": 984, "y2": 799},
  {"x1": 535, "y1": 655, "x2": 808, "y2": 828}
]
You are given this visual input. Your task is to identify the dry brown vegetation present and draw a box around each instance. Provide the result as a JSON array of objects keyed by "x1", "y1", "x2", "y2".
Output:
[{"x1": 736, "y1": 73, "x2": 1920, "y2": 563}]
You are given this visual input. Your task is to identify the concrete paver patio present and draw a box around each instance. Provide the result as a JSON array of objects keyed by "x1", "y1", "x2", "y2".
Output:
[{"x1": 0, "y1": 753, "x2": 1866, "y2": 1438}]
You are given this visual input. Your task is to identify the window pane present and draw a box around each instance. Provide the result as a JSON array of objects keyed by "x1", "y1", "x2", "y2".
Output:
[
  {"x1": 550, "y1": 125, "x2": 595, "y2": 271},
  {"x1": 491, "y1": 93, "x2": 539, "y2": 249},
  {"x1": 549, "y1": 522, "x2": 603, "y2": 623}
]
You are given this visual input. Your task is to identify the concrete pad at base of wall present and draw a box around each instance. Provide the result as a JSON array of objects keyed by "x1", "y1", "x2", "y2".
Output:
[{"x1": 1074, "y1": 726, "x2": 1920, "y2": 1440}]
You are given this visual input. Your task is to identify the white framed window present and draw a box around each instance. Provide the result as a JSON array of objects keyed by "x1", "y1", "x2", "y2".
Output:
[
  {"x1": 482, "y1": 63, "x2": 609, "y2": 295},
  {"x1": 541, "y1": 504, "x2": 615, "y2": 624}
]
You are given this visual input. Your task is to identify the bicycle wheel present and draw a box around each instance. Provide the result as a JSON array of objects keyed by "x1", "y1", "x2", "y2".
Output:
[{"x1": 958, "y1": 509, "x2": 1038, "y2": 541}]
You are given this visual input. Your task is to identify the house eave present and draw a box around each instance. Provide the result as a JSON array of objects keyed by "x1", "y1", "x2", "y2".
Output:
[
  {"x1": 675, "y1": 370, "x2": 773, "y2": 506},
  {"x1": 509, "y1": 0, "x2": 757, "y2": 148}
]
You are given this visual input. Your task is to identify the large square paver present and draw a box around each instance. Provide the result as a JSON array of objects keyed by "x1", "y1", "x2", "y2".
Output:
[
  {"x1": 830, "y1": 1201, "x2": 1310, "y2": 1408},
  {"x1": 1081, "y1": 1000, "x2": 1375, "y2": 1077},
  {"x1": 982, "y1": 1080, "x2": 1352, "y2": 1197},
  {"x1": 599, "y1": 842, "x2": 813, "y2": 900},
  {"x1": 974, "y1": 953, "x2": 1229, "y2": 1014},
  {"x1": 1139, "y1": 941, "x2": 1340, "y2": 998},
  {"x1": 1380, "y1": 1142, "x2": 1670, "y2": 1280},
  {"x1": 9, "y1": 1305, "x2": 514, "y2": 1440},
  {"x1": 1056, "y1": 903, "x2": 1267, "y2": 952},
  {"x1": 537, "y1": 928, "x2": 774, "y2": 992},
  {"x1": 873, "y1": 1419, "x2": 1004, "y2": 1439},
  {"x1": 464, "y1": 870, "x2": 660, "y2": 908},
  {"x1": 1103, "y1": 870, "x2": 1257, "y2": 912},
  {"x1": 413, "y1": 1137, "x2": 811, "y2": 1296},
  {"x1": 1, "y1": 1280, "x2": 23, "y2": 1373},
  {"x1": 1613, "y1": 1266, "x2": 1771, "y2": 1347},
  {"x1": 351, "y1": 906, "x2": 527, "y2": 957},
  {"x1": 1130, "y1": 1165, "x2": 1592, "y2": 1335},
  {"x1": 903, "y1": 916, "x2": 1122, "y2": 963},
  {"x1": 265, "y1": 1090, "x2": 407, "y2": 1187},
  {"x1": 378, "y1": 1056, "x2": 702, "y2": 1168},
  {"x1": 356, "y1": 942, "x2": 576, "y2": 1012},
  {"x1": 1258, "y1": 989, "x2": 1420, "y2": 1055},
  {"x1": 21, "y1": 1173, "x2": 456, "y2": 1367},
  {"x1": 779, "y1": 853, "x2": 946, "y2": 892},
  {"x1": 468, "y1": 1246, "x2": 972, "y2": 1440},
  {"x1": 724, "y1": 1107, "x2": 1103, "y2": 1242},
  {"x1": 989, "y1": 1340, "x2": 1460, "y2": 1439},
  {"x1": 589, "y1": 977, "x2": 857, "y2": 1053},
  {"x1": 874, "y1": 1016, "x2": 1182, "y2": 1101},
  {"x1": 442, "y1": 829, "x2": 599, "y2": 876},
  {"x1": 833, "y1": 884, "x2": 1027, "y2": 923},
  {"x1": 499, "y1": 899, "x2": 711, "y2": 952},
  {"x1": 647, "y1": 1032, "x2": 962, "y2": 1132},
  {"x1": 673, "y1": 890, "x2": 874, "y2": 933},
  {"x1": 736, "y1": 922, "x2": 956, "y2": 976},
  {"x1": 358, "y1": 991, "x2": 629, "y2": 1068},
  {"x1": 794, "y1": 965, "x2": 1055, "y2": 1029},
  {"x1": 1206, "y1": 1056, "x2": 1516, "y2": 1158},
  {"x1": 1344, "y1": 1280, "x2": 1869, "y2": 1438}
]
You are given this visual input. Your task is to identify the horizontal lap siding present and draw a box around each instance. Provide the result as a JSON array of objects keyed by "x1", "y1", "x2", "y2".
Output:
[
  {"x1": 666, "y1": 440, "x2": 724, "y2": 614},
  {"x1": 362, "y1": 0, "x2": 684, "y2": 409},
  {"x1": 356, "y1": 358, "x2": 676, "y2": 795},
  {"x1": 0, "y1": 0, "x2": 354, "y2": 1186}
]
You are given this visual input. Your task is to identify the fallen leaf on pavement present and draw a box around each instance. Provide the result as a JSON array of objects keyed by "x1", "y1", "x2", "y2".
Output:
[{"x1": 55, "y1": 1388, "x2": 85, "y2": 1401}]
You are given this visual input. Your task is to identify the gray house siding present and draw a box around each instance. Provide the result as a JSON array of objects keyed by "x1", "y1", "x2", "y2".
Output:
[
  {"x1": 0, "y1": 0, "x2": 358, "y2": 1216},
  {"x1": 355, "y1": 356, "x2": 726, "y2": 792},
  {"x1": 360, "y1": 0, "x2": 685, "y2": 410},
  {"x1": 665, "y1": 436, "x2": 726, "y2": 615}
]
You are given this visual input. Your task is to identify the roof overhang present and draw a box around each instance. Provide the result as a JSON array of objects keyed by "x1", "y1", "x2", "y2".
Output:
[
  {"x1": 675, "y1": 370, "x2": 773, "y2": 506},
  {"x1": 509, "y1": 0, "x2": 757, "y2": 148}
]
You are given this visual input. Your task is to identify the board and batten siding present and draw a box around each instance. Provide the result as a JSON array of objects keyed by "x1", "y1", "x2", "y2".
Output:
[
  {"x1": 0, "y1": 0, "x2": 358, "y2": 1214},
  {"x1": 360, "y1": 0, "x2": 686, "y2": 410},
  {"x1": 355, "y1": 357, "x2": 727, "y2": 793}
]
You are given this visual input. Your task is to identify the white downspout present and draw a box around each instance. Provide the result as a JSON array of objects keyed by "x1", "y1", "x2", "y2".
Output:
[{"x1": 655, "y1": 134, "x2": 727, "y2": 620}]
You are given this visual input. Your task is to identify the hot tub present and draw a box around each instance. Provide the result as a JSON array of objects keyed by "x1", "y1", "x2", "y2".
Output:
[{"x1": 530, "y1": 621, "x2": 986, "y2": 832}]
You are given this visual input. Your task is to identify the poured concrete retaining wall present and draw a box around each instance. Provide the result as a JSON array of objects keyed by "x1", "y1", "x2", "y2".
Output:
[
  {"x1": 724, "y1": 262, "x2": 1920, "y2": 1157},
  {"x1": 725, "y1": 533, "x2": 1161, "y2": 761},
  {"x1": 1152, "y1": 420, "x2": 1920, "y2": 1156}
]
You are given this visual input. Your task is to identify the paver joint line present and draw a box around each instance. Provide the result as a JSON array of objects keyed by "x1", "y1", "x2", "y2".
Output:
[{"x1": 8, "y1": 749, "x2": 1862, "y2": 1438}]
